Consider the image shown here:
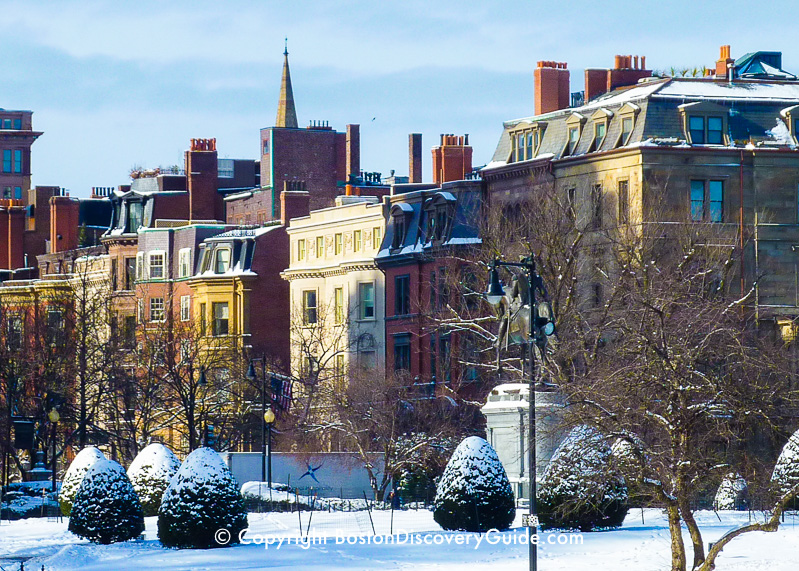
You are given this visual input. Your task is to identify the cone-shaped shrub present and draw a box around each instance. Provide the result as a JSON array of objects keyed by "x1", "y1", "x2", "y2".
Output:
[
  {"x1": 158, "y1": 447, "x2": 247, "y2": 548},
  {"x1": 68, "y1": 458, "x2": 145, "y2": 544},
  {"x1": 538, "y1": 425, "x2": 628, "y2": 531},
  {"x1": 59, "y1": 446, "x2": 106, "y2": 516},
  {"x1": 128, "y1": 443, "x2": 181, "y2": 516},
  {"x1": 772, "y1": 428, "x2": 799, "y2": 510},
  {"x1": 433, "y1": 436, "x2": 515, "y2": 532},
  {"x1": 714, "y1": 473, "x2": 748, "y2": 510}
]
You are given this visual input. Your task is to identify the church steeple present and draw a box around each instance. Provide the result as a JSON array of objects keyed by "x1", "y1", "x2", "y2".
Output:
[{"x1": 275, "y1": 40, "x2": 298, "y2": 129}]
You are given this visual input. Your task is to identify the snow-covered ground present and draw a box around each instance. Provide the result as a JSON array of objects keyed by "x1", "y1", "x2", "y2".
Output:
[{"x1": 1, "y1": 509, "x2": 798, "y2": 570}]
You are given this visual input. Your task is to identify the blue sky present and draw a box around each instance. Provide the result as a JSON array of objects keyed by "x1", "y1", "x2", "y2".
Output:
[{"x1": 2, "y1": 0, "x2": 797, "y2": 196}]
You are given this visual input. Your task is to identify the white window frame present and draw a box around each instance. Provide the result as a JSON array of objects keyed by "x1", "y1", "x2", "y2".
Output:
[
  {"x1": 178, "y1": 248, "x2": 192, "y2": 278},
  {"x1": 180, "y1": 295, "x2": 191, "y2": 321},
  {"x1": 358, "y1": 281, "x2": 376, "y2": 321},
  {"x1": 136, "y1": 252, "x2": 144, "y2": 280},
  {"x1": 214, "y1": 247, "x2": 232, "y2": 274},
  {"x1": 150, "y1": 297, "x2": 165, "y2": 322},
  {"x1": 148, "y1": 250, "x2": 166, "y2": 279}
]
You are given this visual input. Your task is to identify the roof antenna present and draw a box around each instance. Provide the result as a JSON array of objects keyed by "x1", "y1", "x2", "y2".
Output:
[{"x1": 284, "y1": 37, "x2": 288, "y2": 56}]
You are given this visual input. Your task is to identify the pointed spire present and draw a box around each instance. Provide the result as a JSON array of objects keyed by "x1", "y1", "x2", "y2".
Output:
[{"x1": 275, "y1": 39, "x2": 298, "y2": 129}]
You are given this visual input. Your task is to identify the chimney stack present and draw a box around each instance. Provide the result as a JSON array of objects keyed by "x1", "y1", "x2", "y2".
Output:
[
  {"x1": 715, "y1": 45, "x2": 735, "y2": 78},
  {"x1": 280, "y1": 188, "x2": 310, "y2": 227},
  {"x1": 409, "y1": 133, "x2": 422, "y2": 183},
  {"x1": 432, "y1": 134, "x2": 473, "y2": 185},
  {"x1": 346, "y1": 124, "x2": 360, "y2": 180},
  {"x1": 534, "y1": 61, "x2": 570, "y2": 115},
  {"x1": 49, "y1": 196, "x2": 80, "y2": 254},
  {"x1": 186, "y1": 138, "x2": 222, "y2": 222},
  {"x1": 586, "y1": 54, "x2": 652, "y2": 103}
]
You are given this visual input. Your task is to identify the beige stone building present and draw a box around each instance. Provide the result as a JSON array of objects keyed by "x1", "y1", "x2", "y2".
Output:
[{"x1": 282, "y1": 195, "x2": 387, "y2": 378}]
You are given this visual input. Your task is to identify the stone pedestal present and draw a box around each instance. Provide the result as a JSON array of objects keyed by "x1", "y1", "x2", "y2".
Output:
[{"x1": 481, "y1": 383, "x2": 566, "y2": 503}]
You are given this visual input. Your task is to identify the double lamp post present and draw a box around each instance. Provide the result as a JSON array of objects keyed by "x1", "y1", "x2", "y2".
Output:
[{"x1": 485, "y1": 255, "x2": 554, "y2": 571}]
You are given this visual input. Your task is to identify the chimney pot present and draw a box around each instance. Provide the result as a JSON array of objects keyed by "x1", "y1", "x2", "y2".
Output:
[
  {"x1": 614, "y1": 55, "x2": 622, "y2": 69},
  {"x1": 641, "y1": 55, "x2": 646, "y2": 69}
]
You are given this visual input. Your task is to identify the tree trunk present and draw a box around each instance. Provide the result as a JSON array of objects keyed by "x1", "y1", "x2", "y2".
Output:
[
  {"x1": 678, "y1": 499, "x2": 705, "y2": 570},
  {"x1": 666, "y1": 502, "x2": 687, "y2": 571}
]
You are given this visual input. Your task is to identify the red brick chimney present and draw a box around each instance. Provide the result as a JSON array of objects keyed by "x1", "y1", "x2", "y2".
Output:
[
  {"x1": 280, "y1": 189, "x2": 310, "y2": 226},
  {"x1": 49, "y1": 195, "x2": 81, "y2": 254},
  {"x1": 715, "y1": 45, "x2": 735, "y2": 78},
  {"x1": 0, "y1": 201, "x2": 26, "y2": 269},
  {"x1": 409, "y1": 133, "x2": 422, "y2": 183},
  {"x1": 585, "y1": 54, "x2": 652, "y2": 103},
  {"x1": 534, "y1": 61, "x2": 570, "y2": 115},
  {"x1": 185, "y1": 138, "x2": 222, "y2": 222},
  {"x1": 432, "y1": 134, "x2": 473, "y2": 185},
  {"x1": 346, "y1": 124, "x2": 360, "y2": 180}
]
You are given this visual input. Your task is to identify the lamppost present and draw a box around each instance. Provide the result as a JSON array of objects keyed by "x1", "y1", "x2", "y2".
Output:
[
  {"x1": 187, "y1": 361, "x2": 207, "y2": 451},
  {"x1": 263, "y1": 406, "x2": 275, "y2": 488},
  {"x1": 247, "y1": 355, "x2": 271, "y2": 485},
  {"x1": 48, "y1": 409, "x2": 60, "y2": 493},
  {"x1": 485, "y1": 256, "x2": 555, "y2": 571}
]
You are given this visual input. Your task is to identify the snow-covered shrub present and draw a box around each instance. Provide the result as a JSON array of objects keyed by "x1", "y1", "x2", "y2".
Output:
[
  {"x1": 433, "y1": 436, "x2": 515, "y2": 532},
  {"x1": 127, "y1": 443, "x2": 181, "y2": 516},
  {"x1": 68, "y1": 458, "x2": 145, "y2": 544},
  {"x1": 538, "y1": 425, "x2": 628, "y2": 531},
  {"x1": 714, "y1": 473, "x2": 748, "y2": 511},
  {"x1": 59, "y1": 446, "x2": 106, "y2": 516},
  {"x1": 158, "y1": 447, "x2": 247, "y2": 548},
  {"x1": 772, "y1": 429, "x2": 799, "y2": 509}
]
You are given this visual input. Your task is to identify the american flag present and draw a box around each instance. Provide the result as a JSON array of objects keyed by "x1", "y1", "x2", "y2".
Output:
[{"x1": 271, "y1": 375, "x2": 292, "y2": 412}]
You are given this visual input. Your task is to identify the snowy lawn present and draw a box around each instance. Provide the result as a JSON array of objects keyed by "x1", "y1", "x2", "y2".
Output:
[{"x1": 1, "y1": 509, "x2": 798, "y2": 570}]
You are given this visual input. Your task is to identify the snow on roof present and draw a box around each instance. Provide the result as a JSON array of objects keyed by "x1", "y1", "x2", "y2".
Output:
[
  {"x1": 655, "y1": 80, "x2": 799, "y2": 102},
  {"x1": 504, "y1": 80, "x2": 668, "y2": 127}
]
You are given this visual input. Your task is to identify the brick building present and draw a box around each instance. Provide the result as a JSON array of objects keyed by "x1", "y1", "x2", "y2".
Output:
[
  {"x1": 226, "y1": 47, "x2": 388, "y2": 224},
  {"x1": 485, "y1": 45, "x2": 799, "y2": 330},
  {"x1": 189, "y1": 191, "x2": 310, "y2": 369},
  {"x1": 377, "y1": 179, "x2": 482, "y2": 385}
]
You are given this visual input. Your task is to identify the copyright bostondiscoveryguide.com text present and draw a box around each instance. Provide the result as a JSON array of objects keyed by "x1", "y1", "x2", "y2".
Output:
[{"x1": 214, "y1": 528, "x2": 584, "y2": 549}]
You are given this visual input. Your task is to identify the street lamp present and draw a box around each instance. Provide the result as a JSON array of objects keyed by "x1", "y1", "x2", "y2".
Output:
[
  {"x1": 48, "y1": 409, "x2": 60, "y2": 494},
  {"x1": 485, "y1": 256, "x2": 554, "y2": 571},
  {"x1": 263, "y1": 407, "x2": 275, "y2": 489},
  {"x1": 247, "y1": 355, "x2": 272, "y2": 486}
]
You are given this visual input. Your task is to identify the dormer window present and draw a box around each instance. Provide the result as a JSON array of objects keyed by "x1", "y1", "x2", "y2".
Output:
[
  {"x1": 621, "y1": 117, "x2": 633, "y2": 144},
  {"x1": 390, "y1": 203, "x2": 414, "y2": 250},
  {"x1": 614, "y1": 102, "x2": 640, "y2": 148},
  {"x1": 424, "y1": 193, "x2": 456, "y2": 243},
  {"x1": 508, "y1": 123, "x2": 546, "y2": 163},
  {"x1": 564, "y1": 113, "x2": 585, "y2": 157},
  {"x1": 782, "y1": 105, "x2": 799, "y2": 144},
  {"x1": 680, "y1": 101, "x2": 728, "y2": 146},
  {"x1": 589, "y1": 109, "x2": 612, "y2": 153},
  {"x1": 214, "y1": 247, "x2": 231, "y2": 273},
  {"x1": 567, "y1": 127, "x2": 580, "y2": 154}
]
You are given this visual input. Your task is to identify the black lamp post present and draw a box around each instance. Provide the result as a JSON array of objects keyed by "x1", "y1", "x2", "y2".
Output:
[
  {"x1": 485, "y1": 256, "x2": 554, "y2": 571},
  {"x1": 263, "y1": 406, "x2": 275, "y2": 488},
  {"x1": 247, "y1": 355, "x2": 271, "y2": 485},
  {"x1": 187, "y1": 362, "x2": 206, "y2": 451},
  {"x1": 48, "y1": 409, "x2": 60, "y2": 493}
]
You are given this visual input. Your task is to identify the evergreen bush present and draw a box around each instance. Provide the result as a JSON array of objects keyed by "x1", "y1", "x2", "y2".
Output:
[
  {"x1": 158, "y1": 447, "x2": 247, "y2": 548},
  {"x1": 433, "y1": 436, "x2": 515, "y2": 532},
  {"x1": 128, "y1": 443, "x2": 181, "y2": 516},
  {"x1": 59, "y1": 446, "x2": 106, "y2": 516},
  {"x1": 68, "y1": 458, "x2": 145, "y2": 544},
  {"x1": 772, "y1": 428, "x2": 799, "y2": 510},
  {"x1": 538, "y1": 425, "x2": 628, "y2": 531}
]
